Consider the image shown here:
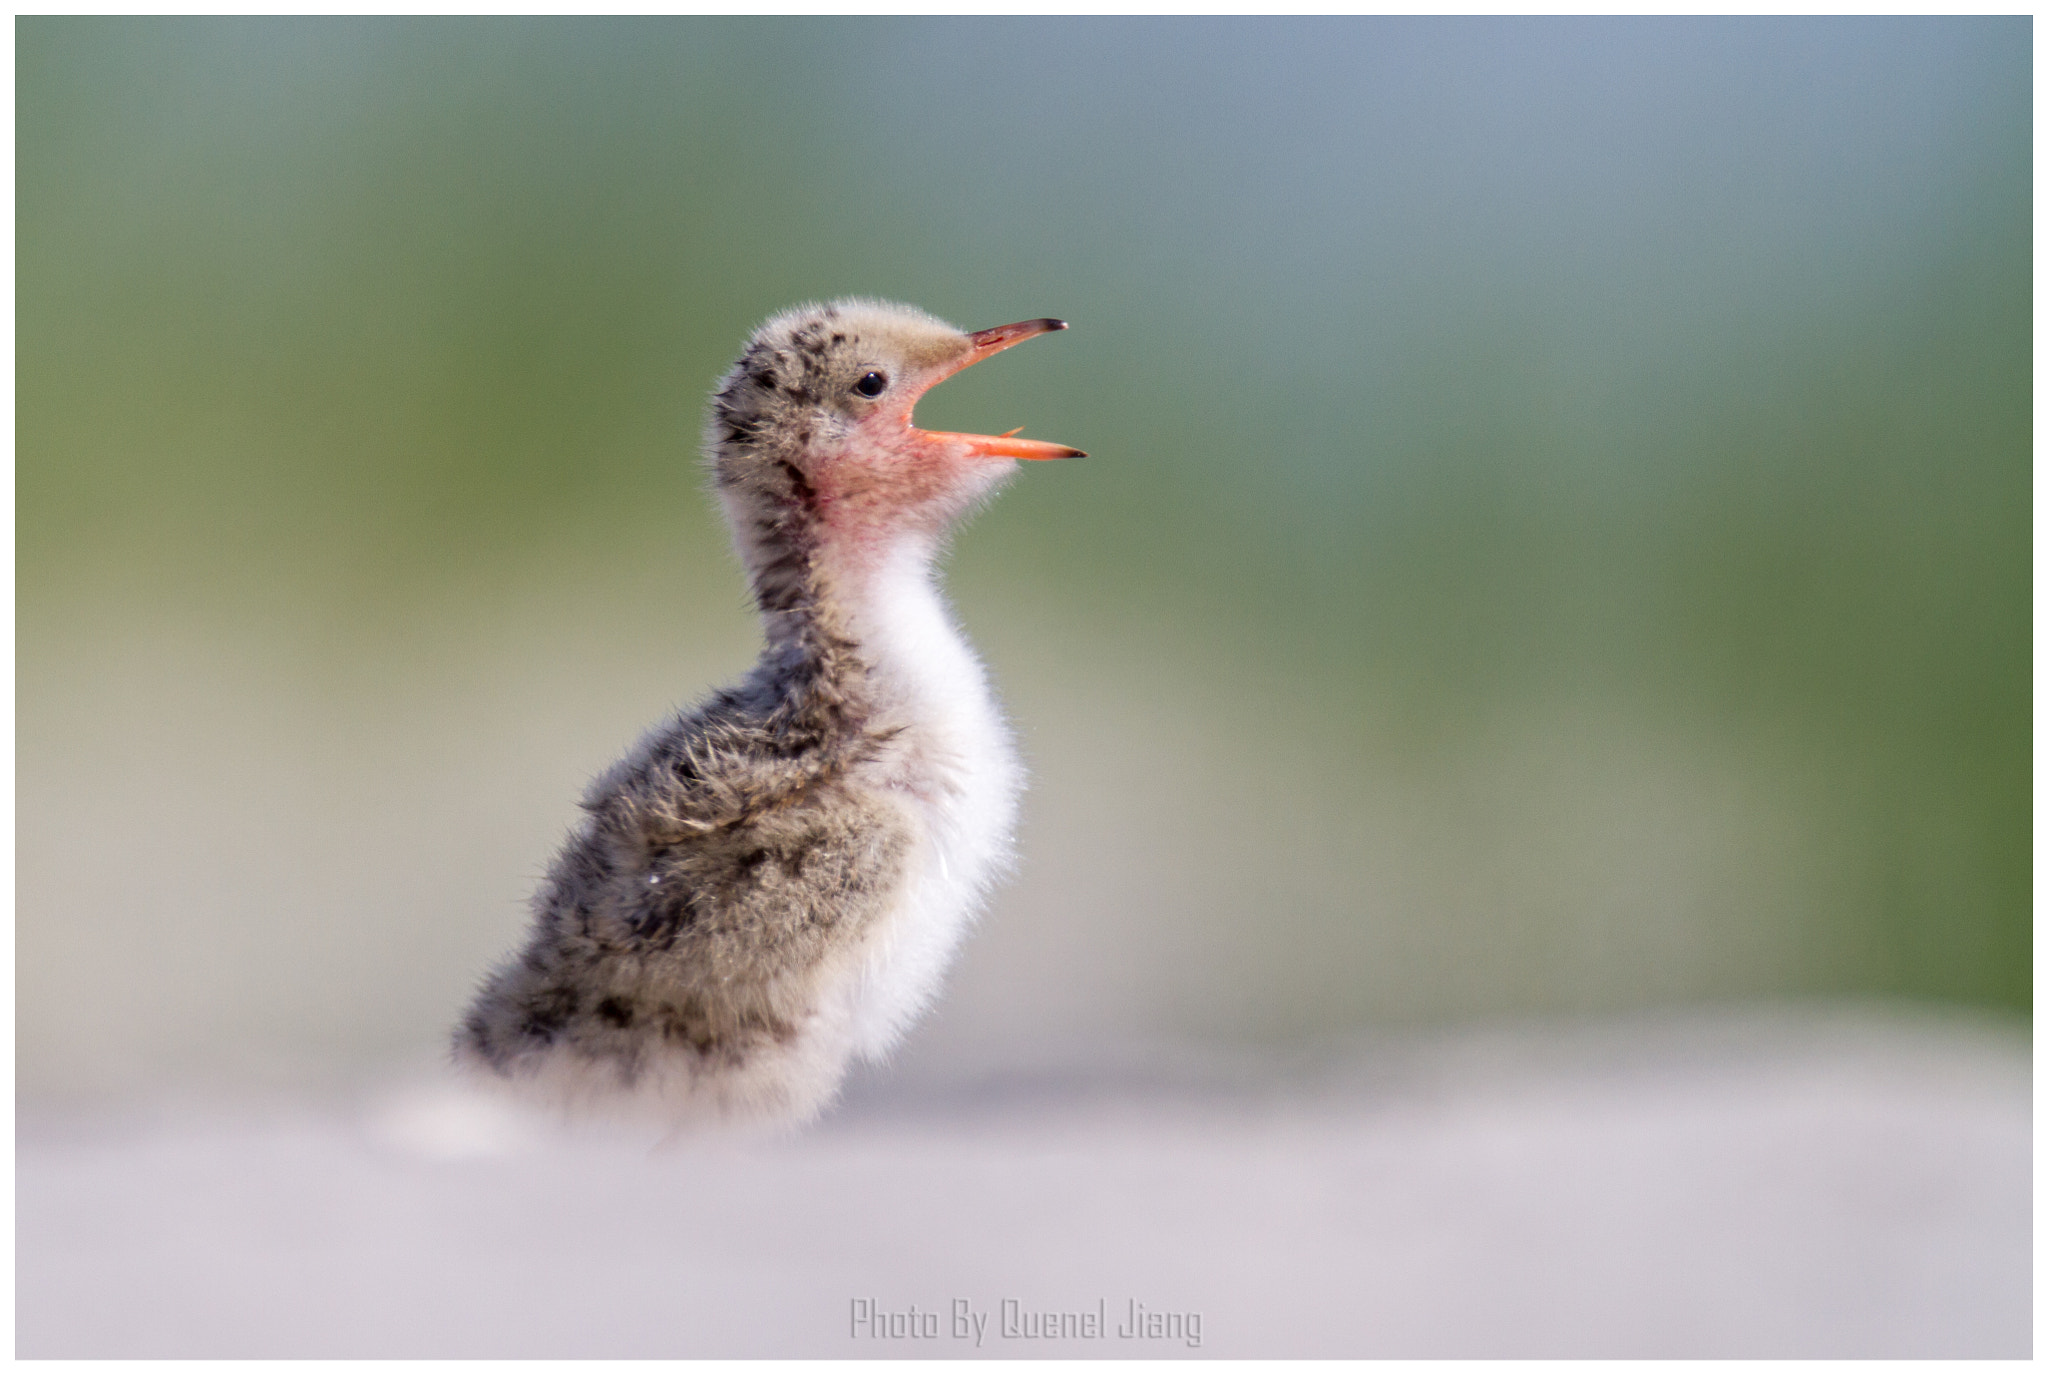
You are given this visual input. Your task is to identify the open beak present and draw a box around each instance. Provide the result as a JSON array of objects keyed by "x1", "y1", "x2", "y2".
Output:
[{"x1": 915, "y1": 318, "x2": 1085, "y2": 461}]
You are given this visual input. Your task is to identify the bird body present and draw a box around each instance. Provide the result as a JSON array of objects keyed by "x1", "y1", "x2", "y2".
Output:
[{"x1": 456, "y1": 300, "x2": 1079, "y2": 1128}]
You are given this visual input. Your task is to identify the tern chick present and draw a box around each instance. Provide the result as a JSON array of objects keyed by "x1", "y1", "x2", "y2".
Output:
[{"x1": 455, "y1": 299, "x2": 1081, "y2": 1129}]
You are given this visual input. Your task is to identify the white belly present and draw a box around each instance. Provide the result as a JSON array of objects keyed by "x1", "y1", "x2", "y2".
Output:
[{"x1": 837, "y1": 551, "x2": 1022, "y2": 1060}]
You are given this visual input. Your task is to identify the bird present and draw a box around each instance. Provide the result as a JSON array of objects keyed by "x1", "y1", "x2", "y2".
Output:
[{"x1": 455, "y1": 299, "x2": 1082, "y2": 1130}]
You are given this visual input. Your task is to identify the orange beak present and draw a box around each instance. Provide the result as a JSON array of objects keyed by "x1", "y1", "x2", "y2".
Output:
[{"x1": 915, "y1": 318, "x2": 1086, "y2": 461}]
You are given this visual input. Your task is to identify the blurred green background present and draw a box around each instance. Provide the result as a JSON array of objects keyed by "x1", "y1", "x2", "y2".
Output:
[{"x1": 17, "y1": 18, "x2": 2030, "y2": 1098}]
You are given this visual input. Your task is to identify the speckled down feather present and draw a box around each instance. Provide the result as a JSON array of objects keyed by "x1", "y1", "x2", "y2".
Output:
[{"x1": 457, "y1": 613, "x2": 913, "y2": 1123}]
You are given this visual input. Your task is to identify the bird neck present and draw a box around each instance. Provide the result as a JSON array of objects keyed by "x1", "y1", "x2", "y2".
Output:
[
  {"x1": 755, "y1": 524, "x2": 933, "y2": 647},
  {"x1": 745, "y1": 512, "x2": 982, "y2": 723}
]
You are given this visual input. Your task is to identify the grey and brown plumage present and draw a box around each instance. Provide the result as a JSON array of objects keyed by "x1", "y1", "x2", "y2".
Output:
[{"x1": 455, "y1": 299, "x2": 1081, "y2": 1129}]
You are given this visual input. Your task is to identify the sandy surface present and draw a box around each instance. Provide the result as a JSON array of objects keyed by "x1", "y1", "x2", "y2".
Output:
[{"x1": 16, "y1": 1009, "x2": 2030, "y2": 1358}]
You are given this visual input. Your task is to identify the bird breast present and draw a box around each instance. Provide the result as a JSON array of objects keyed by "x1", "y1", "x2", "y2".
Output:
[{"x1": 837, "y1": 542, "x2": 1022, "y2": 1058}]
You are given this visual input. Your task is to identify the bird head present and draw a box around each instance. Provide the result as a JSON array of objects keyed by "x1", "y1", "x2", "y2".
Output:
[{"x1": 708, "y1": 300, "x2": 1081, "y2": 576}]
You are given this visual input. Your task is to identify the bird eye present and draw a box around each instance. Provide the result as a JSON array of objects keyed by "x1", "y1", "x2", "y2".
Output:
[{"x1": 853, "y1": 371, "x2": 888, "y2": 398}]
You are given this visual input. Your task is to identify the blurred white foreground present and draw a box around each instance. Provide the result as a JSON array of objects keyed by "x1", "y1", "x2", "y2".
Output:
[{"x1": 16, "y1": 1007, "x2": 2028, "y2": 1358}]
